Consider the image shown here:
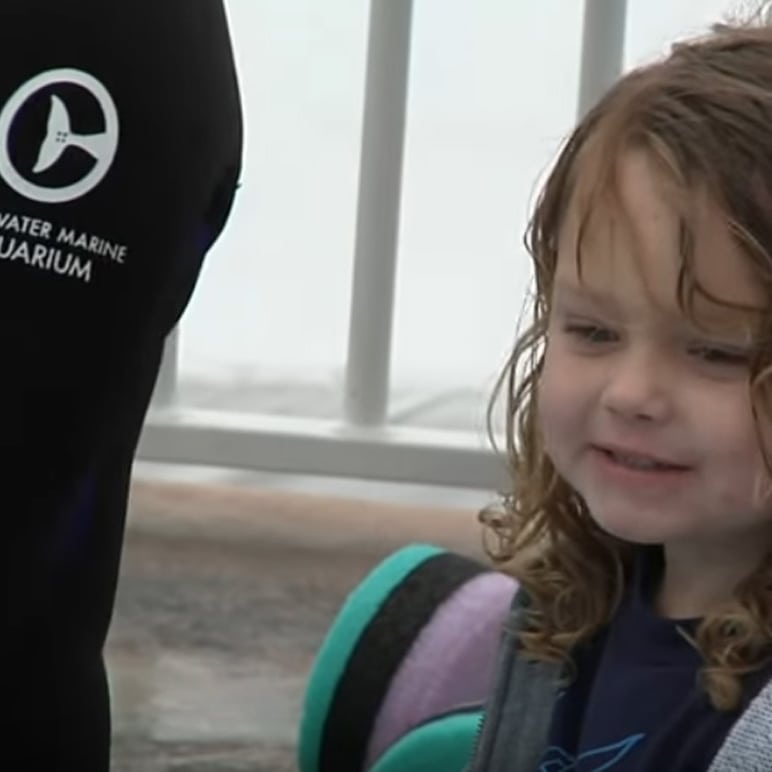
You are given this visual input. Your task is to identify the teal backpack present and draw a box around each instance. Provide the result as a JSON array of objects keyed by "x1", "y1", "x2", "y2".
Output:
[{"x1": 298, "y1": 544, "x2": 518, "y2": 771}]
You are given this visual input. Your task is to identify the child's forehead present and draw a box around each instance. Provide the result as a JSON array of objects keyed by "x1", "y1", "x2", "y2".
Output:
[{"x1": 555, "y1": 149, "x2": 766, "y2": 325}]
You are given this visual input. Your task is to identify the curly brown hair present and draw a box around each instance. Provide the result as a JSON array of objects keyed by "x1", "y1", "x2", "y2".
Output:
[{"x1": 481, "y1": 12, "x2": 772, "y2": 711}]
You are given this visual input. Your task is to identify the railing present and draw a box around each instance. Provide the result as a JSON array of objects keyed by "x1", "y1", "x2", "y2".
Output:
[{"x1": 137, "y1": 0, "x2": 628, "y2": 491}]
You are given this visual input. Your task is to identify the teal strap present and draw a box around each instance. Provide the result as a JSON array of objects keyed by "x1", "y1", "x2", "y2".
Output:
[
  {"x1": 370, "y1": 710, "x2": 484, "y2": 772},
  {"x1": 298, "y1": 544, "x2": 445, "y2": 772}
]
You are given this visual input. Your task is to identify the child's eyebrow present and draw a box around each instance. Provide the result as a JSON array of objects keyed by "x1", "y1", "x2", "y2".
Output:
[
  {"x1": 551, "y1": 279, "x2": 763, "y2": 343},
  {"x1": 551, "y1": 281, "x2": 621, "y2": 312}
]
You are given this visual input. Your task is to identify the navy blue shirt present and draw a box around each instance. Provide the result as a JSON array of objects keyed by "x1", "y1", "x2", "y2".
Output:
[{"x1": 539, "y1": 549, "x2": 769, "y2": 771}]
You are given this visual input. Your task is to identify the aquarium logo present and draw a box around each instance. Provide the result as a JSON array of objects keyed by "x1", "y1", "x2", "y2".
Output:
[{"x1": 0, "y1": 68, "x2": 119, "y2": 203}]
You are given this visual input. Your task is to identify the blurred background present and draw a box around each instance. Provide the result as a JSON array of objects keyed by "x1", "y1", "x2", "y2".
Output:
[
  {"x1": 110, "y1": 2, "x2": 740, "y2": 770},
  {"x1": 177, "y1": 0, "x2": 730, "y2": 430}
]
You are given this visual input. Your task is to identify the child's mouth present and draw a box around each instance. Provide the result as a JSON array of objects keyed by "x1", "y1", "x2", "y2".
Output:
[
  {"x1": 599, "y1": 447, "x2": 687, "y2": 471},
  {"x1": 592, "y1": 446, "x2": 693, "y2": 482}
]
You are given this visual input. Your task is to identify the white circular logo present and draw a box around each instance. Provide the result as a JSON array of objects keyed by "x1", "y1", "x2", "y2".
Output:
[{"x1": 0, "y1": 68, "x2": 119, "y2": 204}]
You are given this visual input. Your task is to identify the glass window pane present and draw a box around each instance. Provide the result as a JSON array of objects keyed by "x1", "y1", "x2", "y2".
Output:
[
  {"x1": 390, "y1": 0, "x2": 583, "y2": 432},
  {"x1": 178, "y1": 1, "x2": 368, "y2": 418}
]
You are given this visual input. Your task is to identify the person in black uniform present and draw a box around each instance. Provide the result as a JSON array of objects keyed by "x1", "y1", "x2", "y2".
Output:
[{"x1": 1, "y1": 2, "x2": 243, "y2": 768}]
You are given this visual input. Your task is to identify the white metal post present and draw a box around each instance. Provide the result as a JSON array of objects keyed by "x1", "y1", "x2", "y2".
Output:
[
  {"x1": 344, "y1": 0, "x2": 414, "y2": 427},
  {"x1": 140, "y1": 409, "x2": 508, "y2": 491},
  {"x1": 577, "y1": 0, "x2": 628, "y2": 119}
]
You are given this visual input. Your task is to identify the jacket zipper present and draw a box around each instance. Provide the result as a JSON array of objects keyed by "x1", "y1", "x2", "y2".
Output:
[
  {"x1": 468, "y1": 709, "x2": 487, "y2": 768},
  {"x1": 464, "y1": 629, "x2": 519, "y2": 772}
]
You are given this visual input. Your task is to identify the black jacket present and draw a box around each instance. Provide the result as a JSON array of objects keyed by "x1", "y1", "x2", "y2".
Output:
[{"x1": 1, "y1": 2, "x2": 243, "y2": 768}]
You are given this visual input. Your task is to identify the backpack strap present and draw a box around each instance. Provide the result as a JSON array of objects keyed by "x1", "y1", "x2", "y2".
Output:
[
  {"x1": 467, "y1": 589, "x2": 562, "y2": 772},
  {"x1": 298, "y1": 544, "x2": 518, "y2": 772}
]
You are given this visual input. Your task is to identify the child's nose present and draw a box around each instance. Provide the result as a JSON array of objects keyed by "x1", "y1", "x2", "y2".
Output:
[{"x1": 599, "y1": 347, "x2": 672, "y2": 423}]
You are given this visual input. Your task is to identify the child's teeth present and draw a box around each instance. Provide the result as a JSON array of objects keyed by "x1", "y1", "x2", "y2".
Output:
[{"x1": 613, "y1": 452, "x2": 664, "y2": 470}]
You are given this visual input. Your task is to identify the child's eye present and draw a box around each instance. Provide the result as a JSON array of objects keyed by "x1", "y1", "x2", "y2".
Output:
[
  {"x1": 689, "y1": 345, "x2": 750, "y2": 367},
  {"x1": 563, "y1": 324, "x2": 617, "y2": 344}
]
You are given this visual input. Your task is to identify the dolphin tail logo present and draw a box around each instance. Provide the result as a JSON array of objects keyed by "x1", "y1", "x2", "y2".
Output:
[{"x1": 32, "y1": 95, "x2": 108, "y2": 174}]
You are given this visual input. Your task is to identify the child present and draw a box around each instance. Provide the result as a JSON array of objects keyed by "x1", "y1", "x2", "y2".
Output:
[
  {"x1": 299, "y1": 10, "x2": 772, "y2": 772},
  {"x1": 470, "y1": 9, "x2": 772, "y2": 772}
]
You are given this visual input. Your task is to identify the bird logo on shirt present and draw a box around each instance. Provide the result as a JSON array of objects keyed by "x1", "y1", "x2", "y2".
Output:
[{"x1": 539, "y1": 733, "x2": 645, "y2": 771}]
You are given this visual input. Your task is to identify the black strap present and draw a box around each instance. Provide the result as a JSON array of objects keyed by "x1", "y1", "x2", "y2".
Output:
[{"x1": 320, "y1": 551, "x2": 487, "y2": 771}]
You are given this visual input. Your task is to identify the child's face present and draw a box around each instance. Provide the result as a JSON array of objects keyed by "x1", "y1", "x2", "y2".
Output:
[{"x1": 538, "y1": 149, "x2": 772, "y2": 558}]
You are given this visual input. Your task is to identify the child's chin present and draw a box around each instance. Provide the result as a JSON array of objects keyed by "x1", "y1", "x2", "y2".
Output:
[{"x1": 589, "y1": 512, "x2": 672, "y2": 546}]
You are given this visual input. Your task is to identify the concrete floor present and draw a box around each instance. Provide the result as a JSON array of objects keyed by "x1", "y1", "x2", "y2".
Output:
[{"x1": 106, "y1": 476, "x2": 487, "y2": 771}]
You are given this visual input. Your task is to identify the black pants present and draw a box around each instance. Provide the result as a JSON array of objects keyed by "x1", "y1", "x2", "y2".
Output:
[{"x1": 1, "y1": 2, "x2": 243, "y2": 768}]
